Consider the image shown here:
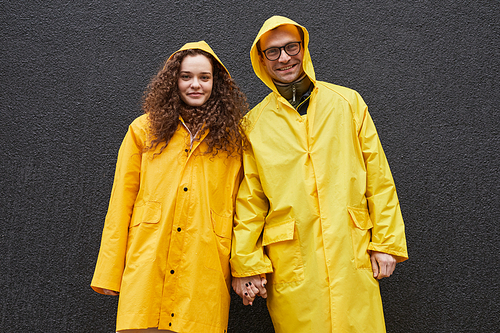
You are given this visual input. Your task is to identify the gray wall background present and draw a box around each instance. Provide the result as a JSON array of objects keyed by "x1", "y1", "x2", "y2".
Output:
[{"x1": 1, "y1": 1, "x2": 498, "y2": 332}]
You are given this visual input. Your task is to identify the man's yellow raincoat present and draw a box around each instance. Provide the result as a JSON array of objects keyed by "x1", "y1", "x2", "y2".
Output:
[
  {"x1": 230, "y1": 16, "x2": 408, "y2": 332},
  {"x1": 91, "y1": 41, "x2": 241, "y2": 332}
]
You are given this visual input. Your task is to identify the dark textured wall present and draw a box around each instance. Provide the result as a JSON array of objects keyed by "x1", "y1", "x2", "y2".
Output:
[{"x1": 1, "y1": 1, "x2": 498, "y2": 332}]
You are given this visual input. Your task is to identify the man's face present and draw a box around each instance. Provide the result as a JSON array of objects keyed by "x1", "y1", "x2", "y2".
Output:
[{"x1": 259, "y1": 25, "x2": 304, "y2": 84}]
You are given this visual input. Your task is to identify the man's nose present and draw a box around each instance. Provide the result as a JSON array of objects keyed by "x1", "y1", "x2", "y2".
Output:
[{"x1": 278, "y1": 50, "x2": 291, "y2": 62}]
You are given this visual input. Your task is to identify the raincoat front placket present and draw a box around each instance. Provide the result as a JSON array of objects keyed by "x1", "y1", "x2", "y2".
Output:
[{"x1": 161, "y1": 120, "x2": 208, "y2": 329}]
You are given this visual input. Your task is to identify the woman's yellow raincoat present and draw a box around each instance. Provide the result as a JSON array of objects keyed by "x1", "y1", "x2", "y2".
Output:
[
  {"x1": 91, "y1": 41, "x2": 241, "y2": 332},
  {"x1": 230, "y1": 16, "x2": 408, "y2": 332}
]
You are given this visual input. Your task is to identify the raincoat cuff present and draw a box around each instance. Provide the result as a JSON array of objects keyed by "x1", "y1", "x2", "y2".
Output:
[
  {"x1": 231, "y1": 267, "x2": 273, "y2": 278},
  {"x1": 90, "y1": 282, "x2": 121, "y2": 295},
  {"x1": 368, "y1": 243, "x2": 409, "y2": 262}
]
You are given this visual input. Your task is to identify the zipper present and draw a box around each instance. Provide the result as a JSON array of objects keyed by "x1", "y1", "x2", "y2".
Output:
[
  {"x1": 296, "y1": 94, "x2": 311, "y2": 111},
  {"x1": 180, "y1": 122, "x2": 200, "y2": 150}
]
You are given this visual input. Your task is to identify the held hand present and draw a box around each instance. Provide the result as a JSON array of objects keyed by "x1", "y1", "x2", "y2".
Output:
[
  {"x1": 103, "y1": 289, "x2": 119, "y2": 296},
  {"x1": 232, "y1": 275, "x2": 267, "y2": 306},
  {"x1": 370, "y1": 251, "x2": 397, "y2": 280}
]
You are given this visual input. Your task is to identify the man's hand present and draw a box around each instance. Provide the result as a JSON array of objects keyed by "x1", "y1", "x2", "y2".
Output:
[
  {"x1": 370, "y1": 251, "x2": 397, "y2": 280},
  {"x1": 232, "y1": 275, "x2": 267, "y2": 306},
  {"x1": 103, "y1": 289, "x2": 119, "y2": 296}
]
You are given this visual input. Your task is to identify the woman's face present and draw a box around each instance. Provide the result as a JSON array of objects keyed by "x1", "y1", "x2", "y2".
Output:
[{"x1": 178, "y1": 54, "x2": 213, "y2": 107}]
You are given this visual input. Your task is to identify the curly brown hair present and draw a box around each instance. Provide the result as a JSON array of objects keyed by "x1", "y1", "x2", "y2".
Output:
[{"x1": 142, "y1": 49, "x2": 248, "y2": 157}]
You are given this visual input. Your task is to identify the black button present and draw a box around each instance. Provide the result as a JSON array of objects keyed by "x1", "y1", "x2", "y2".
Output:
[
  {"x1": 185, "y1": 149, "x2": 188, "y2": 152},
  {"x1": 171, "y1": 313, "x2": 174, "y2": 317},
  {"x1": 170, "y1": 270, "x2": 175, "y2": 274},
  {"x1": 169, "y1": 323, "x2": 172, "y2": 326},
  {"x1": 183, "y1": 187, "x2": 188, "y2": 191},
  {"x1": 177, "y1": 227, "x2": 181, "y2": 232}
]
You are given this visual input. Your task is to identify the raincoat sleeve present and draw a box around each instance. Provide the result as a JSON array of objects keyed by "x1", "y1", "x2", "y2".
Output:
[
  {"x1": 230, "y1": 144, "x2": 274, "y2": 277},
  {"x1": 91, "y1": 118, "x2": 145, "y2": 294},
  {"x1": 356, "y1": 100, "x2": 408, "y2": 262}
]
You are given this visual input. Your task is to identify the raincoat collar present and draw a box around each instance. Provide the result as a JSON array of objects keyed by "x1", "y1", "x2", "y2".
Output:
[
  {"x1": 274, "y1": 74, "x2": 312, "y2": 107},
  {"x1": 168, "y1": 40, "x2": 230, "y2": 78},
  {"x1": 250, "y1": 16, "x2": 316, "y2": 94}
]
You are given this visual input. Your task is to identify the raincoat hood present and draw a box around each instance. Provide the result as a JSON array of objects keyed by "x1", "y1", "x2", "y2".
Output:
[
  {"x1": 168, "y1": 40, "x2": 230, "y2": 78},
  {"x1": 250, "y1": 16, "x2": 315, "y2": 93}
]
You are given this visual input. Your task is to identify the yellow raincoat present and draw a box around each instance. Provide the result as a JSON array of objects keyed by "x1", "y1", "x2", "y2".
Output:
[
  {"x1": 91, "y1": 41, "x2": 241, "y2": 332},
  {"x1": 230, "y1": 16, "x2": 408, "y2": 332}
]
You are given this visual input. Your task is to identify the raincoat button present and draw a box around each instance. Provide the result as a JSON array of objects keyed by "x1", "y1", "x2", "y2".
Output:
[
  {"x1": 171, "y1": 313, "x2": 174, "y2": 317},
  {"x1": 170, "y1": 270, "x2": 175, "y2": 274},
  {"x1": 183, "y1": 187, "x2": 188, "y2": 191},
  {"x1": 185, "y1": 149, "x2": 188, "y2": 152},
  {"x1": 177, "y1": 227, "x2": 181, "y2": 232},
  {"x1": 169, "y1": 323, "x2": 172, "y2": 326}
]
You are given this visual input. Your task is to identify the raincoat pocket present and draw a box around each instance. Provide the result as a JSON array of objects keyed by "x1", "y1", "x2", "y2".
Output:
[
  {"x1": 126, "y1": 201, "x2": 161, "y2": 267},
  {"x1": 263, "y1": 219, "x2": 305, "y2": 284},
  {"x1": 204, "y1": 210, "x2": 232, "y2": 277},
  {"x1": 347, "y1": 206, "x2": 373, "y2": 269},
  {"x1": 130, "y1": 201, "x2": 161, "y2": 227},
  {"x1": 210, "y1": 210, "x2": 232, "y2": 254}
]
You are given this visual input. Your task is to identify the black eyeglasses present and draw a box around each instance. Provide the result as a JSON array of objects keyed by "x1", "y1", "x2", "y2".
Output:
[{"x1": 262, "y1": 42, "x2": 302, "y2": 61}]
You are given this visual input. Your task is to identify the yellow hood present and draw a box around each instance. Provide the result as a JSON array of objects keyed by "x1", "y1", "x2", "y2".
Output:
[
  {"x1": 168, "y1": 40, "x2": 230, "y2": 77},
  {"x1": 250, "y1": 16, "x2": 315, "y2": 92}
]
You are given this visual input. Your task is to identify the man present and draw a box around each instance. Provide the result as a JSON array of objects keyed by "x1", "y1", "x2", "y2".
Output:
[{"x1": 230, "y1": 16, "x2": 408, "y2": 332}]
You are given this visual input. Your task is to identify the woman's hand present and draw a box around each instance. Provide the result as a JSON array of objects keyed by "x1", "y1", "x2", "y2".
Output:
[
  {"x1": 370, "y1": 251, "x2": 397, "y2": 279},
  {"x1": 232, "y1": 275, "x2": 267, "y2": 305},
  {"x1": 103, "y1": 289, "x2": 119, "y2": 296}
]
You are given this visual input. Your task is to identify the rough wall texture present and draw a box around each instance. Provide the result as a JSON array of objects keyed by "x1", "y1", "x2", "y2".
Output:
[{"x1": 1, "y1": 1, "x2": 498, "y2": 332}]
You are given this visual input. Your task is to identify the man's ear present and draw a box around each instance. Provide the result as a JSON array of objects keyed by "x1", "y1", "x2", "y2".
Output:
[
  {"x1": 256, "y1": 40, "x2": 266, "y2": 66},
  {"x1": 257, "y1": 50, "x2": 271, "y2": 73},
  {"x1": 259, "y1": 53, "x2": 267, "y2": 67}
]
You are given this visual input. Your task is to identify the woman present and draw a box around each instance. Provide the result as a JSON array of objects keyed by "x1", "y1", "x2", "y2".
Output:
[{"x1": 91, "y1": 41, "x2": 247, "y2": 333}]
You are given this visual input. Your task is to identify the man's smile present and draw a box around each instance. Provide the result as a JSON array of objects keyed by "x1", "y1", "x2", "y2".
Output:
[{"x1": 277, "y1": 64, "x2": 296, "y2": 71}]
